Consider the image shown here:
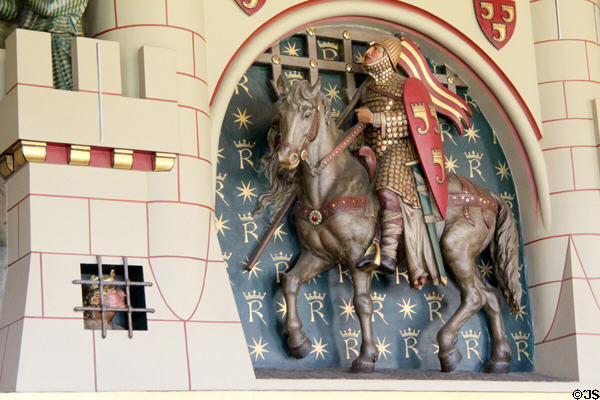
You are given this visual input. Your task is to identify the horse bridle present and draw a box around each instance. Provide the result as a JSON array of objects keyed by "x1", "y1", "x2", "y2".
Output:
[
  {"x1": 280, "y1": 98, "x2": 367, "y2": 177},
  {"x1": 280, "y1": 99, "x2": 321, "y2": 163}
]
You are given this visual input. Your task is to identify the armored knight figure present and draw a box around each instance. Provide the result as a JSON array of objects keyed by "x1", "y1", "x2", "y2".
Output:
[{"x1": 355, "y1": 36, "x2": 442, "y2": 289}]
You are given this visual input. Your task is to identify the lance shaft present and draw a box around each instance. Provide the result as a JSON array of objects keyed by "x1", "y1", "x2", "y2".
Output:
[{"x1": 246, "y1": 186, "x2": 300, "y2": 272}]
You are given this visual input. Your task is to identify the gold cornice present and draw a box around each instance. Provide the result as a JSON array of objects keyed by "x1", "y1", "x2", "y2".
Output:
[
  {"x1": 0, "y1": 140, "x2": 174, "y2": 178},
  {"x1": 14, "y1": 140, "x2": 47, "y2": 166},
  {"x1": 112, "y1": 149, "x2": 134, "y2": 170},
  {"x1": 69, "y1": 145, "x2": 91, "y2": 166},
  {"x1": 0, "y1": 155, "x2": 14, "y2": 178},
  {"x1": 152, "y1": 152, "x2": 176, "y2": 172}
]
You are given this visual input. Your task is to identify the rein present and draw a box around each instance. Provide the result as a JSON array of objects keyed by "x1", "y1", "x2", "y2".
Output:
[{"x1": 305, "y1": 121, "x2": 366, "y2": 176}]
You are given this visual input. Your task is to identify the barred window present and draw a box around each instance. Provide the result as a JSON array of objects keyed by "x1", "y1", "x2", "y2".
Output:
[{"x1": 74, "y1": 256, "x2": 154, "y2": 338}]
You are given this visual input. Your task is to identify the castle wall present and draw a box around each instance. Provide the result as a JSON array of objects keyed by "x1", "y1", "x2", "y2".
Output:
[
  {"x1": 528, "y1": 0, "x2": 600, "y2": 382},
  {"x1": 0, "y1": 0, "x2": 596, "y2": 392}
]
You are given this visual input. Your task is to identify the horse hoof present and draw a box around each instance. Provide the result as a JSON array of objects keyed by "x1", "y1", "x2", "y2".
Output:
[
  {"x1": 483, "y1": 360, "x2": 510, "y2": 373},
  {"x1": 439, "y1": 347, "x2": 462, "y2": 372},
  {"x1": 288, "y1": 337, "x2": 312, "y2": 359},
  {"x1": 351, "y1": 358, "x2": 375, "y2": 373}
]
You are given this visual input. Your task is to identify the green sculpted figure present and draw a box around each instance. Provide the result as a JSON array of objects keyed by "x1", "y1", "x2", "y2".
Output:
[{"x1": 0, "y1": 0, "x2": 89, "y2": 89}]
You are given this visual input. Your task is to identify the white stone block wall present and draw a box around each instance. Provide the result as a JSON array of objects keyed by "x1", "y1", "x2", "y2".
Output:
[{"x1": 529, "y1": 0, "x2": 600, "y2": 382}]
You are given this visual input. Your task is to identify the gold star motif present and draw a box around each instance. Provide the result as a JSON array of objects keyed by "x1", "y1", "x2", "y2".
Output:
[
  {"x1": 323, "y1": 83, "x2": 341, "y2": 103},
  {"x1": 282, "y1": 41, "x2": 300, "y2": 56},
  {"x1": 215, "y1": 214, "x2": 231, "y2": 236},
  {"x1": 248, "y1": 337, "x2": 269, "y2": 360},
  {"x1": 398, "y1": 297, "x2": 417, "y2": 320},
  {"x1": 432, "y1": 344, "x2": 439, "y2": 354},
  {"x1": 310, "y1": 337, "x2": 328, "y2": 360},
  {"x1": 445, "y1": 154, "x2": 459, "y2": 174},
  {"x1": 354, "y1": 50, "x2": 364, "y2": 63},
  {"x1": 495, "y1": 161, "x2": 510, "y2": 182},
  {"x1": 463, "y1": 124, "x2": 480, "y2": 143},
  {"x1": 376, "y1": 336, "x2": 392, "y2": 360},
  {"x1": 217, "y1": 147, "x2": 225, "y2": 166},
  {"x1": 236, "y1": 181, "x2": 257, "y2": 204},
  {"x1": 232, "y1": 107, "x2": 253, "y2": 130},
  {"x1": 276, "y1": 297, "x2": 287, "y2": 319},
  {"x1": 479, "y1": 260, "x2": 493, "y2": 279},
  {"x1": 370, "y1": 269, "x2": 382, "y2": 281},
  {"x1": 242, "y1": 258, "x2": 262, "y2": 280},
  {"x1": 514, "y1": 303, "x2": 528, "y2": 321},
  {"x1": 273, "y1": 224, "x2": 288, "y2": 242},
  {"x1": 338, "y1": 298, "x2": 356, "y2": 321}
]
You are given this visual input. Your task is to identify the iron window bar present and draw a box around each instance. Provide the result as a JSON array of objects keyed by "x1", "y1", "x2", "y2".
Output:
[{"x1": 74, "y1": 255, "x2": 155, "y2": 338}]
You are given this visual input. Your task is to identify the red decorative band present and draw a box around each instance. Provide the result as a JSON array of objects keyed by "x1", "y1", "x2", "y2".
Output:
[{"x1": 295, "y1": 196, "x2": 367, "y2": 225}]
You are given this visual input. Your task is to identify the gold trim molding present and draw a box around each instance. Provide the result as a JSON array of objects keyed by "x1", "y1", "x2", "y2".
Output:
[
  {"x1": 0, "y1": 140, "x2": 176, "y2": 178},
  {"x1": 153, "y1": 152, "x2": 176, "y2": 172},
  {"x1": 14, "y1": 140, "x2": 47, "y2": 167},
  {"x1": 0, "y1": 155, "x2": 14, "y2": 178},
  {"x1": 69, "y1": 145, "x2": 91, "y2": 166},
  {"x1": 112, "y1": 149, "x2": 134, "y2": 170}
]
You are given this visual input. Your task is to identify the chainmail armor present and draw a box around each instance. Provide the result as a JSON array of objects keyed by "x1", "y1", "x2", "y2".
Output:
[{"x1": 362, "y1": 56, "x2": 420, "y2": 208}]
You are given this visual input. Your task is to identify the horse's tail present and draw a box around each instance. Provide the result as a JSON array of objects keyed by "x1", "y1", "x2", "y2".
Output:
[{"x1": 489, "y1": 192, "x2": 522, "y2": 314}]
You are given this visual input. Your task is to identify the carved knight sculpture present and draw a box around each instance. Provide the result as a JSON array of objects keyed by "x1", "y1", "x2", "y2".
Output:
[{"x1": 353, "y1": 36, "x2": 441, "y2": 288}]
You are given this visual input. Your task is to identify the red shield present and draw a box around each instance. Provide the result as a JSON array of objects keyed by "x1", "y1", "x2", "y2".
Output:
[
  {"x1": 404, "y1": 78, "x2": 448, "y2": 218},
  {"x1": 235, "y1": 0, "x2": 266, "y2": 15},
  {"x1": 474, "y1": 0, "x2": 516, "y2": 49}
]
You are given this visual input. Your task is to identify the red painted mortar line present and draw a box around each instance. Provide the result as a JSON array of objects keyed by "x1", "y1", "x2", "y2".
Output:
[
  {"x1": 178, "y1": 104, "x2": 210, "y2": 118},
  {"x1": 525, "y1": 233, "x2": 600, "y2": 246},
  {"x1": 93, "y1": 24, "x2": 206, "y2": 42},
  {"x1": 184, "y1": 321, "x2": 191, "y2": 390},
  {"x1": 536, "y1": 332, "x2": 600, "y2": 346},
  {"x1": 39, "y1": 253, "x2": 45, "y2": 317},
  {"x1": 542, "y1": 117, "x2": 593, "y2": 123},
  {"x1": 539, "y1": 238, "x2": 571, "y2": 343},
  {"x1": 572, "y1": 239, "x2": 600, "y2": 312},
  {"x1": 177, "y1": 72, "x2": 207, "y2": 85}
]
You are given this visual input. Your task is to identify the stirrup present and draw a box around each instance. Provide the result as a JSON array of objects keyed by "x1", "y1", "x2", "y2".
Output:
[{"x1": 356, "y1": 238, "x2": 381, "y2": 270}]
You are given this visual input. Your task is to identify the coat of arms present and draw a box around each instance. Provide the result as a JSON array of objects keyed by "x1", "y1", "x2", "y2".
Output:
[
  {"x1": 235, "y1": 0, "x2": 266, "y2": 16},
  {"x1": 474, "y1": 0, "x2": 516, "y2": 49}
]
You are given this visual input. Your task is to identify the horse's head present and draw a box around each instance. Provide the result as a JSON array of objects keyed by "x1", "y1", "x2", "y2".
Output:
[{"x1": 276, "y1": 76, "x2": 324, "y2": 170}]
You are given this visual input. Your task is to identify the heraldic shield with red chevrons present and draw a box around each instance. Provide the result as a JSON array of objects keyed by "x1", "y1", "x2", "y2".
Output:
[{"x1": 403, "y1": 77, "x2": 448, "y2": 219}]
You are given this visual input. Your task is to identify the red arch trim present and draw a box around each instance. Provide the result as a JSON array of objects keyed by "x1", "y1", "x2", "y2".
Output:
[{"x1": 210, "y1": 0, "x2": 541, "y2": 209}]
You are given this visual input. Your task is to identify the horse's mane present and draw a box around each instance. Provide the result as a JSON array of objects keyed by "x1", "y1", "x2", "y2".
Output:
[{"x1": 254, "y1": 80, "x2": 330, "y2": 220}]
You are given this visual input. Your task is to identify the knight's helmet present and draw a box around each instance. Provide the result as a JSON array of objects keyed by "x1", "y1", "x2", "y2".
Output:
[{"x1": 370, "y1": 35, "x2": 403, "y2": 71}]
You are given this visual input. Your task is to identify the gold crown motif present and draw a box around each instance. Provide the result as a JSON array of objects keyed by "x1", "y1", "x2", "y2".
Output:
[
  {"x1": 400, "y1": 328, "x2": 420, "y2": 338},
  {"x1": 339, "y1": 329, "x2": 360, "y2": 339},
  {"x1": 464, "y1": 150, "x2": 484, "y2": 161},
  {"x1": 511, "y1": 331, "x2": 530, "y2": 341},
  {"x1": 243, "y1": 290, "x2": 266, "y2": 301},
  {"x1": 370, "y1": 291, "x2": 387, "y2": 302},
  {"x1": 216, "y1": 172, "x2": 227, "y2": 181},
  {"x1": 461, "y1": 329, "x2": 482, "y2": 340},
  {"x1": 238, "y1": 212, "x2": 255, "y2": 222},
  {"x1": 222, "y1": 252, "x2": 232, "y2": 260},
  {"x1": 304, "y1": 290, "x2": 326, "y2": 302},
  {"x1": 317, "y1": 40, "x2": 339, "y2": 50},
  {"x1": 283, "y1": 70, "x2": 304, "y2": 81},
  {"x1": 500, "y1": 192, "x2": 515, "y2": 202},
  {"x1": 330, "y1": 110, "x2": 340, "y2": 118},
  {"x1": 424, "y1": 292, "x2": 444, "y2": 302},
  {"x1": 271, "y1": 251, "x2": 293, "y2": 263},
  {"x1": 234, "y1": 139, "x2": 255, "y2": 149}
]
